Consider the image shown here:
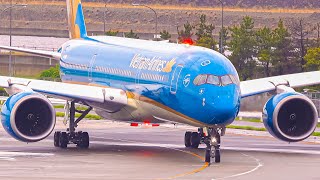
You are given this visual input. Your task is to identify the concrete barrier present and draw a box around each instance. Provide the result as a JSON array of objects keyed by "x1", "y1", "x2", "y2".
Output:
[{"x1": 0, "y1": 54, "x2": 58, "y2": 77}]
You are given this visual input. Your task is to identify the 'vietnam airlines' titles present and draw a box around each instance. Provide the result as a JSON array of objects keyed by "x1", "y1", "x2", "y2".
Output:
[{"x1": 130, "y1": 54, "x2": 176, "y2": 73}]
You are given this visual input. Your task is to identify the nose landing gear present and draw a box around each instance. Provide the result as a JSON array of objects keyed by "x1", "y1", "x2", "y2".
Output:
[
  {"x1": 184, "y1": 127, "x2": 225, "y2": 164},
  {"x1": 54, "y1": 101, "x2": 92, "y2": 149},
  {"x1": 204, "y1": 128, "x2": 222, "y2": 163}
]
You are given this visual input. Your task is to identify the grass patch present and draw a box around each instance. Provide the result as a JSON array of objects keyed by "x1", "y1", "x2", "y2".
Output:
[
  {"x1": 56, "y1": 112, "x2": 102, "y2": 120},
  {"x1": 54, "y1": 105, "x2": 88, "y2": 111},
  {"x1": 235, "y1": 117, "x2": 261, "y2": 123},
  {"x1": 227, "y1": 125, "x2": 266, "y2": 131},
  {"x1": 228, "y1": 125, "x2": 320, "y2": 137},
  {"x1": 313, "y1": 132, "x2": 320, "y2": 136}
]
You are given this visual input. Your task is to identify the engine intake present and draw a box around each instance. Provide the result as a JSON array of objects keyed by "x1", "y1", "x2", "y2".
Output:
[
  {"x1": 1, "y1": 92, "x2": 56, "y2": 142},
  {"x1": 263, "y1": 92, "x2": 318, "y2": 142}
]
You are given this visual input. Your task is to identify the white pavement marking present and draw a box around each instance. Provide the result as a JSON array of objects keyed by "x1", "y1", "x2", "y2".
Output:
[
  {"x1": 0, "y1": 151, "x2": 54, "y2": 161},
  {"x1": 222, "y1": 146, "x2": 320, "y2": 155},
  {"x1": 212, "y1": 153, "x2": 263, "y2": 180},
  {"x1": 91, "y1": 136, "x2": 320, "y2": 155}
]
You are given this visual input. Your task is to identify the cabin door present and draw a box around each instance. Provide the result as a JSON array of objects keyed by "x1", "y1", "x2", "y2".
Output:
[
  {"x1": 88, "y1": 54, "x2": 97, "y2": 82},
  {"x1": 170, "y1": 65, "x2": 183, "y2": 94}
]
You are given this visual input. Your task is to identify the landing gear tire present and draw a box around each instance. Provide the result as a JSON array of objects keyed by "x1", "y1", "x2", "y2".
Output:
[
  {"x1": 77, "y1": 132, "x2": 90, "y2": 148},
  {"x1": 190, "y1": 132, "x2": 200, "y2": 149},
  {"x1": 205, "y1": 149, "x2": 211, "y2": 163},
  {"x1": 54, "y1": 101, "x2": 92, "y2": 149},
  {"x1": 54, "y1": 131, "x2": 61, "y2": 147},
  {"x1": 214, "y1": 149, "x2": 221, "y2": 163},
  {"x1": 184, "y1": 131, "x2": 192, "y2": 148},
  {"x1": 59, "y1": 132, "x2": 68, "y2": 149}
]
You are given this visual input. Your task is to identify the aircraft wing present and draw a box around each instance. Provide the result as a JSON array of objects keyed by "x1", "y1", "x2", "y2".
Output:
[
  {"x1": 0, "y1": 45, "x2": 61, "y2": 60},
  {"x1": 0, "y1": 76, "x2": 127, "y2": 108},
  {"x1": 240, "y1": 71, "x2": 320, "y2": 98}
]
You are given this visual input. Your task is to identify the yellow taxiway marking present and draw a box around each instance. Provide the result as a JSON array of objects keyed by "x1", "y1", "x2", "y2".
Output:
[
  {"x1": 156, "y1": 150, "x2": 209, "y2": 180},
  {"x1": 91, "y1": 136, "x2": 209, "y2": 180}
]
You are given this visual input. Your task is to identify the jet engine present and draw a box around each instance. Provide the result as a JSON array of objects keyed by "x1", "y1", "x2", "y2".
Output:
[
  {"x1": 263, "y1": 92, "x2": 318, "y2": 142},
  {"x1": 1, "y1": 92, "x2": 56, "y2": 142}
]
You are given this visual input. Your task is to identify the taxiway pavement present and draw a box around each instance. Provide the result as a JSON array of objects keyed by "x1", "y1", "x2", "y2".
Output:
[{"x1": 0, "y1": 119, "x2": 320, "y2": 180}]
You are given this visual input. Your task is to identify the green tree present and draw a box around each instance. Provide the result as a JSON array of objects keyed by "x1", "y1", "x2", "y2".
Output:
[
  {"x1": 289, "y1": 18, "x2": 312, "y2": 72},
  {"x1": 195, "y1": 14, "x2": 215, "y2": 40},
  {"x1": 39, "y1": 64, "x2": 60, "y2": 81},
  {"x1": 177, "y1": 21, "x2": 194, "y2": 43},
  {"x1": 228, "y1": 16, "x2": 257, "y2": 80},
  {"x1": 197, "y1": 36, "x2": 217, "y2": 50},
  {"x1": 256, "y1": 26, "x2": 274, "y2": 76},
  {"x1": 160, "y1": 30, "x2": 171, "y2": 40},
  {"x1": 192, "y1": 14, "x2": 217, "y2": 50},
  {"x1": 125, "y1": 30, "x2": 139, "y2": 39},
  {"x1": 304, "y1": 47, "x2": 320, "y2": 70},
  {"x1": 272, "y1": 19, "x2": 294, "y2": 75},
  {"x1": 105, "y1": 29, "x2": 119, "y2": 36}
]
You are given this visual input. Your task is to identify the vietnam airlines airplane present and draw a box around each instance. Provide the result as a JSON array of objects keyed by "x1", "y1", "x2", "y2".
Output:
[{"x1": 1, "y1": 0, "x2": 320, "y2": 164}]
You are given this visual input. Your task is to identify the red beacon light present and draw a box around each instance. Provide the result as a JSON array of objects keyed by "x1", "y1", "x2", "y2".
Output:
[{"x1": 181, "y1": 38, "x2": 194, "y2": 45}]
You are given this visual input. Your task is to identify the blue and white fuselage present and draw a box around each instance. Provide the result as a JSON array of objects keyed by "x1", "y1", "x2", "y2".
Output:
[{"x1": 59, "y1": 36, "x2": 241, "y2": 127}]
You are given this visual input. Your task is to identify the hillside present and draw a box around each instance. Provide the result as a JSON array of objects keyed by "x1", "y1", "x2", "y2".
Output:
[
  {"x1": 0, "y1": 0, "x2": 319, "y2": 38},
  {"x1": 3, "y1": 0, "x2": 319, "y2": 9}
]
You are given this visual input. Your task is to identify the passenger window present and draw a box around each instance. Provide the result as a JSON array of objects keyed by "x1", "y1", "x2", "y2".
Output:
[
  {"x1": 221, "y1": 75, "x2": 233, "y2": 86},
  {"x1": 207, "y1": 75, "x2": 220, "y2": 85}
]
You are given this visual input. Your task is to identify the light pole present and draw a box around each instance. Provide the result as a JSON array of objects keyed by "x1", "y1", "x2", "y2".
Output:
[
  {"x1": 132, "y1": 3, "x2": 158, "y2": 40},
  {"x1": 1, "y1": 3, "x2": 27, "y2": 76},
  {"x1": 103, "y1": 3, "x2": 107, "y2": 35},
  {"x1": 218, "y1": 0, "x2": 224, "y2": 54}
]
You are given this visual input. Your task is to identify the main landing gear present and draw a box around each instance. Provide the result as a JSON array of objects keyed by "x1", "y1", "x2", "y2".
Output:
[
  {"x1": 184, "y1": 127, "x2": 225, "y2": 164},
  {"x1": 54, "y1": 101, "x2": 92, "y2": 149}
]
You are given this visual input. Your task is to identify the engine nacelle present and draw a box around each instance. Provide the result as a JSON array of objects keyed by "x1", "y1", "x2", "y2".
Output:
[
  {"x1": 1, "y1": 92, "x2": 56, "y2": 142},
  {"x1": 263, "y1": 92, "x2": 318, "y2": 142}
]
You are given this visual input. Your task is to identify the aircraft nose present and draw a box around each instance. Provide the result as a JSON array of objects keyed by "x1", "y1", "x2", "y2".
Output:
[{"x1": 208, "y1": 88, "x2": 240, "y2": 124}]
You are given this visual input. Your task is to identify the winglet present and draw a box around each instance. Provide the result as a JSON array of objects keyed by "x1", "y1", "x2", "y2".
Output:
[{"x1": 66, "y1": 0, "x2": 88, "y2": 39}]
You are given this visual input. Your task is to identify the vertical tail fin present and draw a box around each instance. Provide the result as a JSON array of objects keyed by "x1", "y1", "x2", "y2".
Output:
[{"x1": 66, "y1": 0, "x2": 87, "y2": 39}]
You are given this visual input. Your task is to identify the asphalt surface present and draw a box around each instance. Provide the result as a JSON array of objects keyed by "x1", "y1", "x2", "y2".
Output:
[{"x1": 0, "y1": 120, "x2": 320, "y2": 180}]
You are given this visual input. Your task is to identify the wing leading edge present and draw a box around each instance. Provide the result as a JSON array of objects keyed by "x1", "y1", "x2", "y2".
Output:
[
  {"x1": 240, "y1": 71, "x2": 320, "y2": 98},
  {"x1": 0, "y1": 76, "x2": 128, "y2": 110}
]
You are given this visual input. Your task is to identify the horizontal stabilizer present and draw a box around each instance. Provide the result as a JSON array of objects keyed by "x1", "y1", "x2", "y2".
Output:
[{"x1": 0, "y1": 46, "x2": 61, "y2": 60}]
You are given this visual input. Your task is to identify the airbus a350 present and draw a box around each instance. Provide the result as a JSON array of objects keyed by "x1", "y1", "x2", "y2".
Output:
[{"x1": 1, "y1": 0, "x2": 320, "y2": 163}]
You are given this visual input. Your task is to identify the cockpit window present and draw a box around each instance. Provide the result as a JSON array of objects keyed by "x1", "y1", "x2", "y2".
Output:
[
  {"x1": 207, "y1": 75, "x2": 220, "y2": 85},
  {"x1": 193, "y1": 74, "x2": 208, "y2": 86},
  {"x1": 229, "y1": 75, "x2": 240, "y2": 85},
  {"x1": 221, "y1": 75, "x2": 233, "y2": 86},
  {"x1": 193, "y1": 74, "x2": 238, "y2": 86}
]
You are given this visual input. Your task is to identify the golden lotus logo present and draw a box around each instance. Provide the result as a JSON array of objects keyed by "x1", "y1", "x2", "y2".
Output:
[{"x1": 162, "y1": 59, "x2": 176, "y2": 73}]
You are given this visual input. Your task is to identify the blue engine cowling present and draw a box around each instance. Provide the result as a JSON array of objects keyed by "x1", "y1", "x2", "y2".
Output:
[
  {"x1": 1, "y1": 91, "x2": 56, "y2": 142},
  {"x1": 263, "y1": 92, "x2": 318, "y2": 142}
]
